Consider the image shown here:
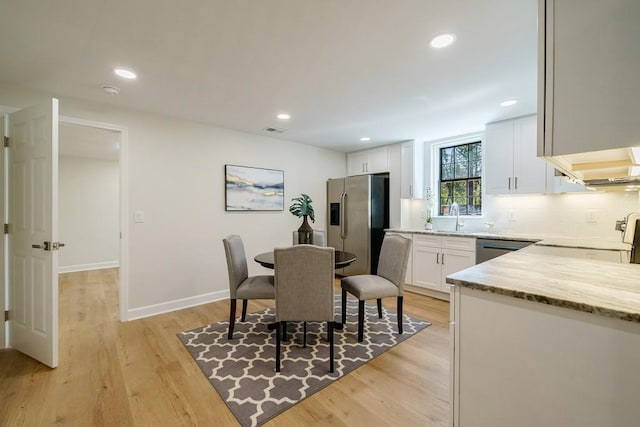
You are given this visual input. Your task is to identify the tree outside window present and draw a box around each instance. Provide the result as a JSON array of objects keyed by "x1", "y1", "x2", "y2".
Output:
[{"x1": 439, "y1": 141, "x2": 482, "y2": 216}]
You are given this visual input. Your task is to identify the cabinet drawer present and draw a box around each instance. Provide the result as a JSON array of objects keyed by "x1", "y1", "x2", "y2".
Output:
[
  {"x1": 413, "y1": 234, "x2": 441, "y2": 248},
  {"x1": 442, "y1": 236, "x2": 475, "y2": 251}
]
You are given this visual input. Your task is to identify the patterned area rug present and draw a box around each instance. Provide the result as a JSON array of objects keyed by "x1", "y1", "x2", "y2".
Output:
[{"x1": 177, "y1": 295, "x2": 430, "y2": 427}]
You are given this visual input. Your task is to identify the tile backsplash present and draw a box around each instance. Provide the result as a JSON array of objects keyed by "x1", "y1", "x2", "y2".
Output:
[{"x1": 408, "y1": 191, "x2": 640, "y2": 241}]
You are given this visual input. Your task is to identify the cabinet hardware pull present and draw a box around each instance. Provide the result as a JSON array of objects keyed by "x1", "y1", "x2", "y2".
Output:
[
  {"x1": 442, "y1": 253, "x2": 446, "y2": 264},
  {"x1": 436, "y1": 253, "x2": 440, "y2": 264},
  {"x1": 515, "y1": 176, "x2": 518, "y2": 190},
  {"x1": 508, "y1": 177, "x2": 511, "y2": 190}
]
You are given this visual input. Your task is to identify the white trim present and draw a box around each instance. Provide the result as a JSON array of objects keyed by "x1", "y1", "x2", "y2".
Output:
[
  {"x1": 58, "y1": 261, "x2": 119, "y2": 274},
  {"x1": 127, "y1": 290, "x2": 230, "y2": 321},
  {"x1": 428, "y1": 132, "x2": 485, "y2": 218},
  {"x1": 58, "y1": 116, "x2": 130, "y2": 322}
]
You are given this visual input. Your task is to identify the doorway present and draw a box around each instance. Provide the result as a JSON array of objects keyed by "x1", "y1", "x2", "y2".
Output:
[{"x1": 58, "y1": 116, "x2": 129, "y2": 322}]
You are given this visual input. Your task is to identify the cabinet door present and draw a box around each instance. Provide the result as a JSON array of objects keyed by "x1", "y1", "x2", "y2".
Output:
[
  {"x1": 347, "y1": 151, "x2": 367, "y2": 176},
  {"x1": 412, "y1": 245, "x2": 441, "y2": 291},
  {"x1": 400, "y1": 142, "x2": 415, "y2": 198},
  {"x1": 545, "y1": 0, "x2": 640, "y2": 156},
  {"x1": 367, "y1": 146, "x2": 389, "y2": 174},
  {"x1": 484, "y1": 120, "x2": 515, "y2": 195},
  {"x1": 440, "y1": 249, "x2": 476, "y2": 292},
  {"x1": 513, "y1": 115, "x2": 546, "y2": 194}
]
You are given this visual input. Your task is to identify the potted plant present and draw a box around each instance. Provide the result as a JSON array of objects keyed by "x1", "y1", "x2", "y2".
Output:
[{"x1": 289, "y1": 193, "x2": 315, "y2": 244}]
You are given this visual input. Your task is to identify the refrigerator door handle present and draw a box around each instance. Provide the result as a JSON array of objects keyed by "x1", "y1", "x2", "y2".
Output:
[{"x1": 340, "y1": 192, "x2": 347, "y2": 239}]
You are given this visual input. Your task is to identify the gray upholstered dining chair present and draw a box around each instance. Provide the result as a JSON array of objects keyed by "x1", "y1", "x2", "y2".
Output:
[
  {"x1": 292, "y1": 230, "x2": 326, "y2": 246},
  {"x1": 223, "y1": 235, "x2": 275, "y2": 340},
  {"x1": 274, "y1": 245, "x2": 335, "y2": 373},
  {"x1": 340, "y1": 234, "x2": 411, "y2": 342}
]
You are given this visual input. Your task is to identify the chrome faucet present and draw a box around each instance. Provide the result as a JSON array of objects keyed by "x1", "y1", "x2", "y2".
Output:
[{"x1": 450, "y1": 202, "x2": 463, "y2": 231}]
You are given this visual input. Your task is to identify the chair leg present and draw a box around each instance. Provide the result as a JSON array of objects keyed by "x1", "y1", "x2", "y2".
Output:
[
  {"x1": 341, "y1": 288, "x2": 347, "y2": 324},
  {"x1": 241, "y1": 299, "x2": 248, "y2": 322},
  {"x1": 358, "y1": 300, "x2": 365, "y2": 342},
  {"x1": 397, "y1": 296, "x2": 404, "y2": 335},
  {"x1": 377, "y1": 298, "x2": 383, "y2": 318},
  {"x1": 275, "y1": 322, "x2": 281, "y2": 372},
  {"x1": 303, "y1": 322, "x2": 307, "y2": 348},
  {"x1": 228, "y1": 298, "x2": 237, "y2": 339},
  {"x1": 328, "y1": 321, "x2": 334, "y2": 373}
]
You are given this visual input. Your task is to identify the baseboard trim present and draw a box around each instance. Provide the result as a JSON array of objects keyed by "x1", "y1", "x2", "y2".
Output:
[
  {"x1": 405, "y1": 284, "x2": 450, "y2": 302},
  {"x1": 58, "y1": 261, "x2": 120, "y2": 274},
  {"x1": 127, "y1": 289, "x2": 230, "y2": 321}
]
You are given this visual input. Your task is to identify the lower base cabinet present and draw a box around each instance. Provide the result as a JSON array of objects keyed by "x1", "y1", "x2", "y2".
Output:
[
  {"x1": 412, "y1": 235, "x2": 475, "y2": 293},
  {"x1": 450, "y1": 285, "x2": 640, "y2": 426}
]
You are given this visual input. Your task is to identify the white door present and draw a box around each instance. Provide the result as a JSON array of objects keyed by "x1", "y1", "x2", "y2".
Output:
[{"x1": 7, "y1": 99, "x2": 59, "y2": 368}]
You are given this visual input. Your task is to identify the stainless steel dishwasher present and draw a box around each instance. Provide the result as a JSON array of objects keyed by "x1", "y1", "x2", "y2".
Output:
[{"x1": 475, "y1": 238, "x2": 534, "y2": 264}]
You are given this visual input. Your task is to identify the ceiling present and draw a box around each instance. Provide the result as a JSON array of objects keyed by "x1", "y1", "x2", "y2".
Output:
[{"x1": 0, "y1": 0, "x2": 538, "y2": 153}]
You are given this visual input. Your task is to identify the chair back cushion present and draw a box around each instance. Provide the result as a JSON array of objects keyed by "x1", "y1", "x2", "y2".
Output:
[
  {"x1": 376, "y1": 234, "x2": 412, "y2": 292},
  {"x1": 223, "y1": 235, "x2": 248, "y2": 298},
  {"x1": 274, "y1": 245, "x2": 334, "y2": 322}
]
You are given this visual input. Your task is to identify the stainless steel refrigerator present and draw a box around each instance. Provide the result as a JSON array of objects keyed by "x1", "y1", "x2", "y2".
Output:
[{"x1": 327, "y1": 174, "x2": 389, "y2": 276}]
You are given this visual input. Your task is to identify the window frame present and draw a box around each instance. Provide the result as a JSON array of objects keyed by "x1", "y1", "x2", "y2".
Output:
[{"x1": 429, "y1": 133, "x2": 484, "y2": 218}]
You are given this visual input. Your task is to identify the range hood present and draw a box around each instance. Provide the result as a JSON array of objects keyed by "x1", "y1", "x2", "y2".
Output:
[{"x1": 544, "y1": 147, "x2": 640, "y2": 192}]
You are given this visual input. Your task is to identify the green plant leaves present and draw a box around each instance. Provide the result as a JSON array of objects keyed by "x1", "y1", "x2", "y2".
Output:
[{"x1": 288, "y1": 193, "x2": 315, "y2": 222}]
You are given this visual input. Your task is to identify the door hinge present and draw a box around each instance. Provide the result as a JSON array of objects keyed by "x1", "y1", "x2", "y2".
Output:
[
  {"x1": 3, "y1": 224, "x2": 8, "y2": 234},
  {"x1": 3, "y1": 136, "x2": 8, "y2": 148},
  {"x1": 4, "y1": 310, "x2": 8, "y2": 322}
]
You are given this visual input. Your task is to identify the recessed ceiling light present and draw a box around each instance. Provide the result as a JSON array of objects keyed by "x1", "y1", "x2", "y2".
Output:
[
  {"x1": 102, "y1": 85, "x2": 120, "y2": 96},
  {"x1": 500, "y1": 99, "x2": 518, "y2": 107},
  {"x1": 114, "y1": 68, "x2": 137, "y2": 79},
  {"x1": 429, "y1": 33, "x2": 456, "y2": 49},
  {"x1": 277, "y1": 113, "x2": 290, "y2": 120},
  {"x1": 360, "y1": 137, "x2": 371, "y2": 142}
]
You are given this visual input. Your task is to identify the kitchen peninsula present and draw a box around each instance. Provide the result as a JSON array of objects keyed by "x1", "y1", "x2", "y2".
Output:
[{"x1": 446, "y1": 246, "x2": 640, "y2": 427}]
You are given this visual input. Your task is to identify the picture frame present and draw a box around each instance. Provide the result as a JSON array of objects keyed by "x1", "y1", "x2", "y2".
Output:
[{"x1": 225, "y1": 164, "x2": 284, "y2": 211}]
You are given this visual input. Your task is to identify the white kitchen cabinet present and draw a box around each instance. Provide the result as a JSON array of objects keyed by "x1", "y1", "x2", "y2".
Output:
[
  {"x1": 485, "y1": 115, "x2": 547, "y2": 195},
  {"x1": 413, "y1": 235, "x2": 475, "y2": 293},
  {"x1": 400, "y1": 140, "x2": 424, "y2": 199},
  {"x1": 545, "y1": 168, "x2": 587, "y2": 193},
  {"x1": 347, "y1": 146, "x2": 389, "y2": 176},
  {"x1": 451, "y1": 285, "x2": 640, "y2": 427},
  {"x1": 539, "y1": 0, "x2": 640, "y2": 158},
  {"x1": 385, "y1": 232, "x2": 413, "y2": 284}
]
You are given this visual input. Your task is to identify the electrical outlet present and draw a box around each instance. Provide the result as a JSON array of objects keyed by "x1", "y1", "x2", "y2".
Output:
[
  {"x1": 134, "y1": 210, "x2": 144, "y2": 223},
  {"x1": 508, "y1": 210, "x2": 516, "y2": 222},
  {"x1": 586, "y1": 209, "x2": 597, "y2": 223}
]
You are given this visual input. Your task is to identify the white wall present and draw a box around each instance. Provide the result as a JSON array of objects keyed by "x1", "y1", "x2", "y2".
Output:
[
  {"x1": 424, "y1": 192, "x2": 639, "y2": 241},
  {"x1": 0, "y1": 83, "x2": 346, "y2": 319},
  {"x1": 59, "y1": 156, "x2": 119, "y2": 272}
]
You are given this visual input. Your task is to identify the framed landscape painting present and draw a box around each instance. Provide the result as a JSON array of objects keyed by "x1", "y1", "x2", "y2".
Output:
[{"x1": 225, "y1": 165, "x2": 284, "y2": 211}]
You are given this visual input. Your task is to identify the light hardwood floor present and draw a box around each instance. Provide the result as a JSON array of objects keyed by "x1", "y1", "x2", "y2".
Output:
[{"x1": 0, "y1": 268, "x2": 450, "y2": 426}]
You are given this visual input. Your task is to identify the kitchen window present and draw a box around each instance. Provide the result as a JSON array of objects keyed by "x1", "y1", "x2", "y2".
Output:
[{"x1": 439, "y1": 141, "x2": 482, "y2": 215}]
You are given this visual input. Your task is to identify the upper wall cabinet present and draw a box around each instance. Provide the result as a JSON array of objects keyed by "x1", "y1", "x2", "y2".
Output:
[
  {"x1": 347, "y1": 146, "x2": 389, "y2": 176},
  {"x1": 400, "y1": 140, "x2": 424, "y2": 199},
  {"x1": 485, "y1": 115, "x2": 547, "y2": 195},
  {"x1": 538, "y1": 0, "x2": 640, "y2": 179}
]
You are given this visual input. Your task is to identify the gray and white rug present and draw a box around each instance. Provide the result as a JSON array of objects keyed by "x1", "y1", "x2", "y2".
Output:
[{"x1": 177, "y1": 294, "x2": 430, "y2": 427}]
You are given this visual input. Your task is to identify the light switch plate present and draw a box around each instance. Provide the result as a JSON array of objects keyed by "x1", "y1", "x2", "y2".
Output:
[{"x1": 134, "y1": 210, "x2": 144, "y2": 223}]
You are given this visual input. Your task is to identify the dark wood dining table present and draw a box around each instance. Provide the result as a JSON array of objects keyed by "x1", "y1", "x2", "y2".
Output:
[{"x1": 253, "y1": 250, "x2": 357, "y2": 270}]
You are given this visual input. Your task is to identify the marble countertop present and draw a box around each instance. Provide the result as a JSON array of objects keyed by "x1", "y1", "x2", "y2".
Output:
[
  {"x1": 386, "y1": 229, "x2": 631, "y2": 251},
  {"x1": 446, "y1": 246, "x2": 640, "y2": 323}
]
